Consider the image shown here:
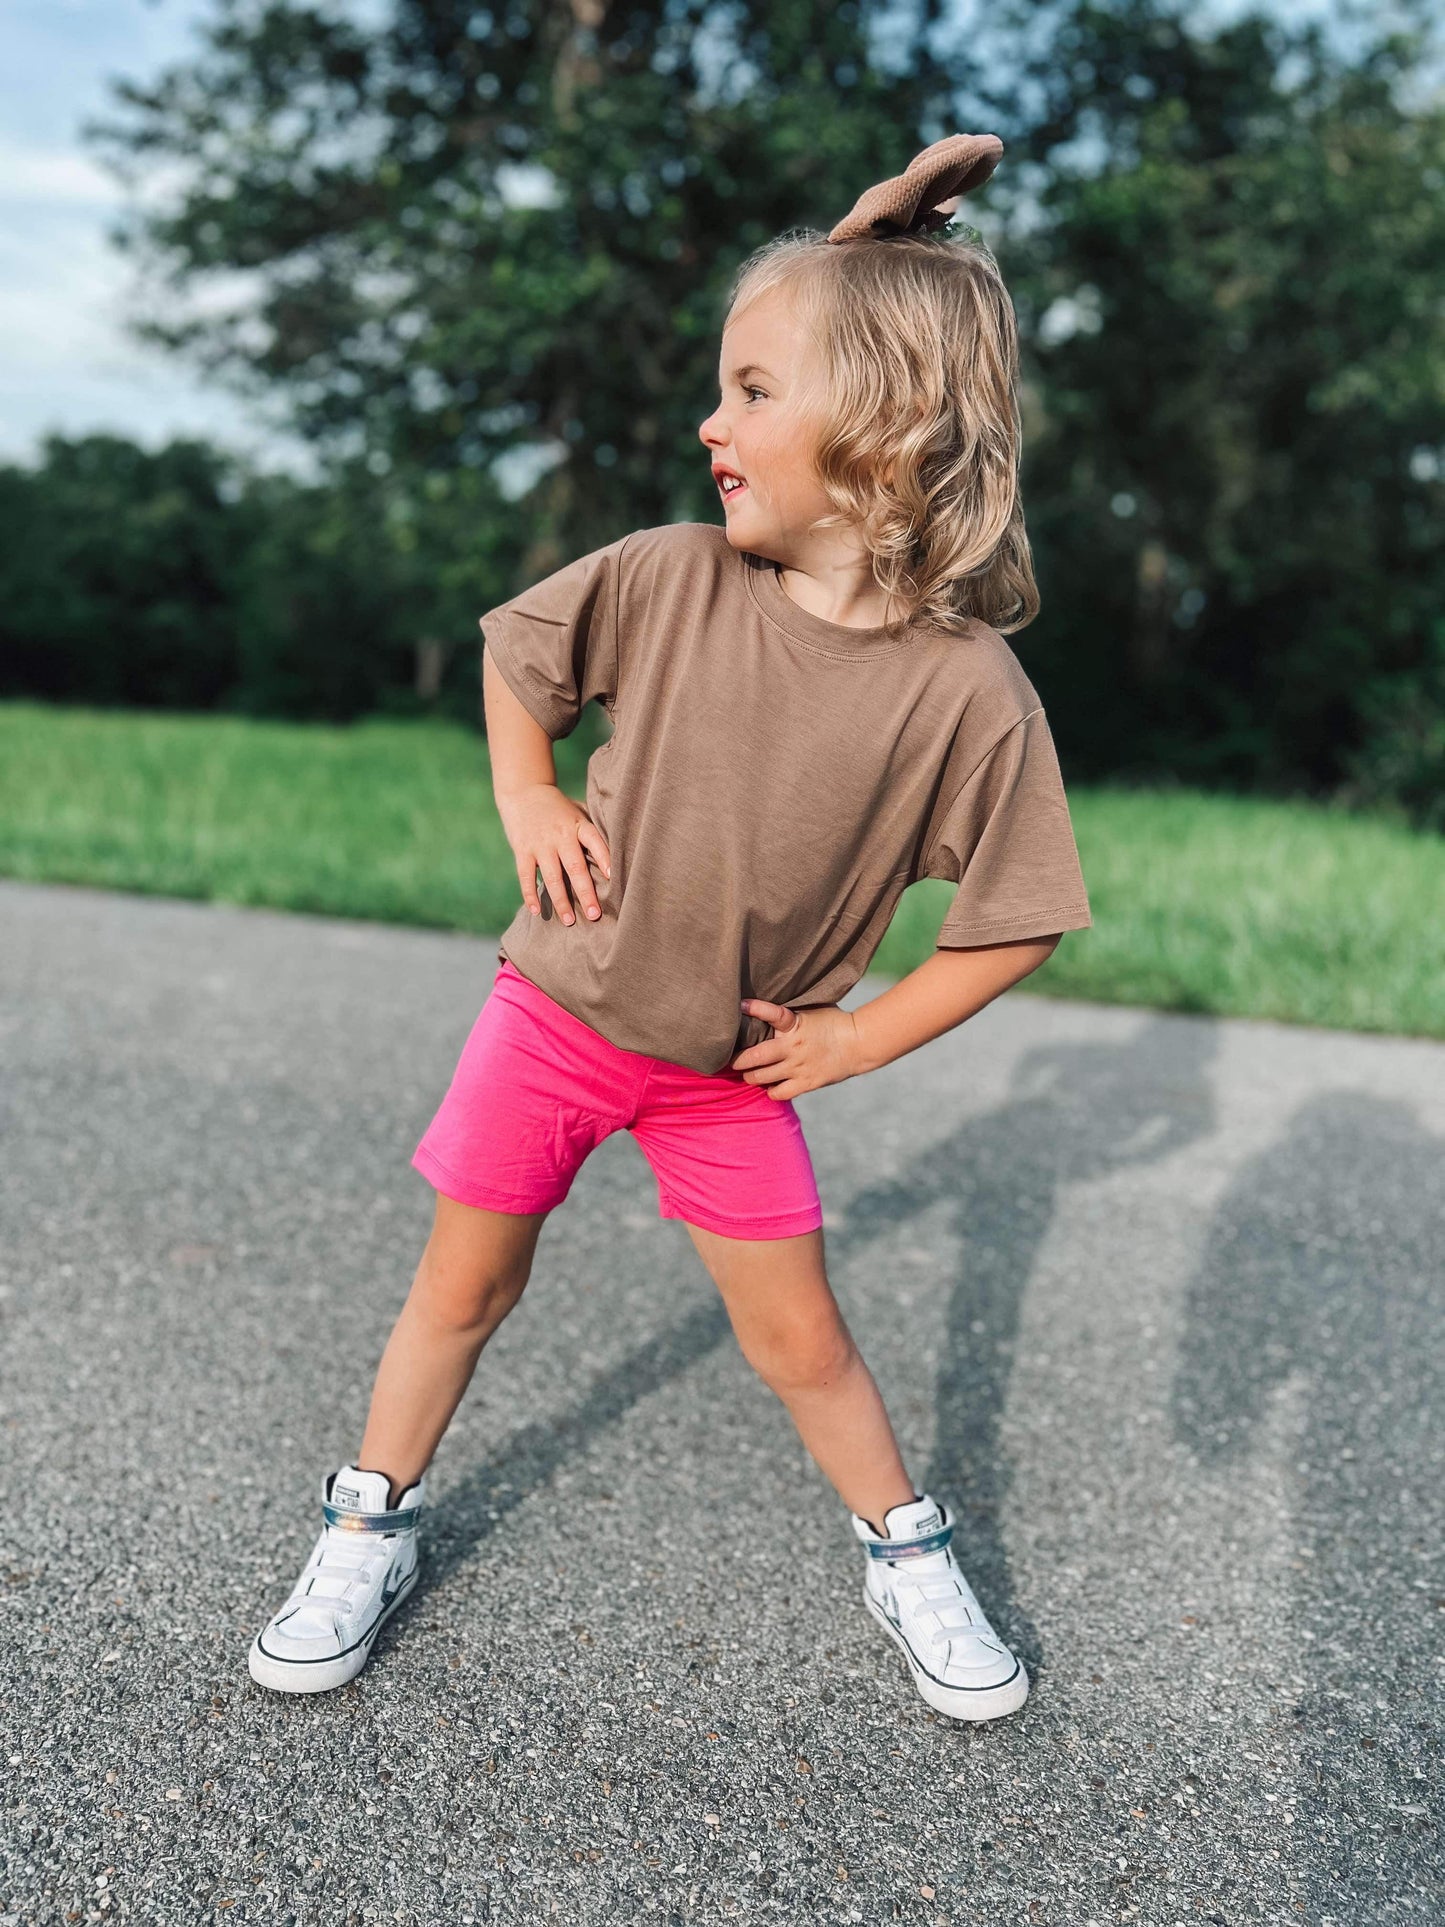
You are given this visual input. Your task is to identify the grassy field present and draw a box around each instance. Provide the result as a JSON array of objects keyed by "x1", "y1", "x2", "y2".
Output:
[{"x1": 2, "y1": 700, "x2": 1441, "y2": 1040}]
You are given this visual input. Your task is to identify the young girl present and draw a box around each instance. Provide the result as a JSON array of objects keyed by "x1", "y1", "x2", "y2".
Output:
[{"x1": 248, "y1": 133, "x2": 1092, "y2": 1723}]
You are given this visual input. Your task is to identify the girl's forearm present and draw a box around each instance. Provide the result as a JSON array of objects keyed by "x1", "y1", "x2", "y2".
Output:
[
  {"x1": 482, "y1": 647, "x2": 560, "y2": 797},
  {"x1": 850, "y1": 936, "x2": 1061, "y2": 1075}
]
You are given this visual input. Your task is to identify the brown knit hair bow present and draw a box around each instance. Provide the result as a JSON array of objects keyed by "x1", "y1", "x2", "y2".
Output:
[{"x1": 826, "y1": 132, "x2": 1004, "y2": 244}]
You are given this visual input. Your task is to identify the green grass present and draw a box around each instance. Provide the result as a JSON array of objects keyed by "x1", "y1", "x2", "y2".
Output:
[{"x1": 2, "y1": 700, "x2": 1442, "y2": 1039}]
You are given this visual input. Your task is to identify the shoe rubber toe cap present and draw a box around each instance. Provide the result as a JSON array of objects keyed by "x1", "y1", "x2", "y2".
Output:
[
  {"x1": 255, "y1": 1611, "x2": 348, "y2": 1668},
  {"x1": 938, "y1": 1632, "x2": 1020, "y2": 1690}
]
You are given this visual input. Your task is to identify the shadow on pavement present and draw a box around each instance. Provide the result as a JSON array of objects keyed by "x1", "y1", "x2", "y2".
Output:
[
  {"x1": 838, "y1": 1013, "x2": 1218, "y2": 1673},
  {"x1": 1169, "y1": 1090, "x2": 1445, "y2": 1919}
]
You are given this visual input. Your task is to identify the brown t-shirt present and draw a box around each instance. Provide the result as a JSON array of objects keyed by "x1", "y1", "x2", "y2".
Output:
[{"x1": 481, "y1": 520, "x2": 1091, "y2": 1075}]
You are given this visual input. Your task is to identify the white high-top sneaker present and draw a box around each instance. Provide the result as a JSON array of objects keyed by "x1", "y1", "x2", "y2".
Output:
[
  {"x1": 248, "y1": 1464, "x2": 426, "y2": 1695},
  {"x1": 851, "y1": 1492, "x2": 1028, "y2": 1722}
]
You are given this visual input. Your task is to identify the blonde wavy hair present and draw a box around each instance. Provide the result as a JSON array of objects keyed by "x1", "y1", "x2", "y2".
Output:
[{"x1": 724, "y1": 225, "x2": 1039, "y2": 636}]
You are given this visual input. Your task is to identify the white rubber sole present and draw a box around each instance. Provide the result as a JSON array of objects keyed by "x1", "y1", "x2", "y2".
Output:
[
  {"x1": 247, "y1": 1564, "x2": 419, "y2": 1695},
  {"x1": 864, "y1": 1584, "x2": 1030, "y2": 1722}
]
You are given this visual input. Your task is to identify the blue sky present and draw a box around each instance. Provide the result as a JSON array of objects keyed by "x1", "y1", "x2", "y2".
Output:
[
  {"x1": 1, "y1": 0, "x2": 1338, "y2": 474},
  {"x1": 0, "y1": 0, "x2": 296, "y2": 467}
]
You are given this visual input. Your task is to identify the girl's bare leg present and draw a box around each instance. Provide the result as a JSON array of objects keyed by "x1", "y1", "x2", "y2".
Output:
[
  {"x1": 355, "y1": 1191, "x2": 549, "y2": 1498},
  {"x1": 683, "y1": 1222, "x2": 917, "y2": 1529}
]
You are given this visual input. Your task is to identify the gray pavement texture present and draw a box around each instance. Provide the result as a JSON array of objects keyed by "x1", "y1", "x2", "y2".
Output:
[{"x1": 1, "y1": 878, "x2": 1442, "y2": 1927}]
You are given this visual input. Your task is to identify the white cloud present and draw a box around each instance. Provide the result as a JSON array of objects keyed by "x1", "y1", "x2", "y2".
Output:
[
  {"x1": 0, "y1": 179, "x2": 301, "y2": 468},
  {"x1": 0, "y1": 136, "x2": 120, "y2": 208}
]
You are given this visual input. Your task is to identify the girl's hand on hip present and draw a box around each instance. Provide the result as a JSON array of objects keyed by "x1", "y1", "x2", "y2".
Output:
[
  {"x1": 496, "y1": 782, "x2": 611, "y2": 926},
  {"x1": 731, "y1": 999, "x2": 862, "y2": 1100}
]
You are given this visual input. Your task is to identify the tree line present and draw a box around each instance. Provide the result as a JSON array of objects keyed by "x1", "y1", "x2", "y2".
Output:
[
  {"x1": 1, "y1": 0, "x2": 1439, "y2": 829},
  {"x1": 0, "y1": 435, "x2": 499, "y2": 723}
]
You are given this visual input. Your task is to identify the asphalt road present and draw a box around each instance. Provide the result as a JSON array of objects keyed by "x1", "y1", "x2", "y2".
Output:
[{"x1": 2, "y1": 878, "x2": 1442, "y2": 1926}]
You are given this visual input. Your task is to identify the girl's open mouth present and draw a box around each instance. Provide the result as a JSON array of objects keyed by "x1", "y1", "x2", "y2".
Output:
[{"x1": 717, "y1": 475, "x2": 748, "y2": 503}]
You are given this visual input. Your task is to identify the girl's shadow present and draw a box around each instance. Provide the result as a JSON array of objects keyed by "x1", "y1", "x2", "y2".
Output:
[{"x1": 829, "y1": 1012, "x2": 1218, "y2": 1676}]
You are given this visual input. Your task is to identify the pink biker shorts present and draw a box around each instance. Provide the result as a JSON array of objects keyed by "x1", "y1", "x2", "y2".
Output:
[{"x1": 411, "y1": 960, "x2": 823, "y2": 1241}]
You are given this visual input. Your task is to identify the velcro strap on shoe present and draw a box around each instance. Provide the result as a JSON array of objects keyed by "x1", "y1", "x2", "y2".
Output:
[
  {"x1": 863, "y1": 1519, "x2": 953, "y2": 1561},
  {"x1": 322, "y1": 1500, "x2": 422, "y2": 1533}
]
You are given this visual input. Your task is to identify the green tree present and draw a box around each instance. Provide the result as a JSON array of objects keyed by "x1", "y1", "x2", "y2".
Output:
[
  {"x1": 88, "y1": 0, "x2": 973, "y2": 581},
  {"x1": 0, "y1": 434, "x2": 244, "y2": 707},
  {"x1": 0, "y1": 435, "x2": 479, "y2": 722},
  {"x1": 970, "y1": 1, "x2": 1445, "y2": 805}
]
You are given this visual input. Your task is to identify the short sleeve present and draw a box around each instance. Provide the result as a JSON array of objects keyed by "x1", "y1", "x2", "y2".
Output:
[
  {"x1": 479, "y1": 533, "x2": 627, "y2": 740},
  {"x1": 922, "y1": 706, "x2": 1093, "y2": 947}
]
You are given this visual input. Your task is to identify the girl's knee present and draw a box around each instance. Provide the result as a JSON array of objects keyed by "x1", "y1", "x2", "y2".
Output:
[
  {"x1": 410, "y1": 1248, "x2": 531, "y2": 1335},
  {"x1": 413, "y1": 1197, "x2": 543, "y2": 1332},
  {"x1": 746, "y1": 1320, "x2": 857, "y2": 1394}
]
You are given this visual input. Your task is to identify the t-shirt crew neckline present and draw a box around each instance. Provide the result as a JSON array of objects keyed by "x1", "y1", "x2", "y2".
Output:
[{"x1": 743, "y1": 549, "x2": 925, "y2": 659}]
